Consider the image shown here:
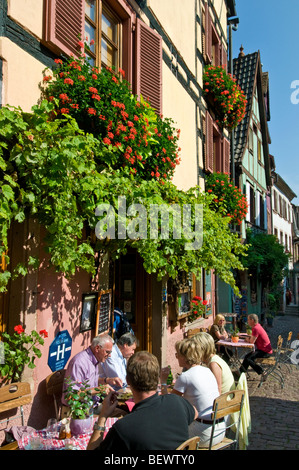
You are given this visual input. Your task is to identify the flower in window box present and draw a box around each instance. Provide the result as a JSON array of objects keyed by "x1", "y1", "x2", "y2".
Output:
[
  {"x1": 189, "y1": 296, "x2": 210, "y2": 322},
  {"x1": 42, "y1": 41, "x2": 181, "y2": 184},
  {"x1": 205, "y1": 172, "x2": 248, "y2": 224},
  {"x1": 203, "y1": 65, "x2": 247, "y2": 129}
]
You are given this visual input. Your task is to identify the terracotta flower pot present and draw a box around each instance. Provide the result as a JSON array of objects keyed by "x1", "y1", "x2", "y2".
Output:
[{"x1": 231, "y1": 336, "x2": 239, "y2": 343}]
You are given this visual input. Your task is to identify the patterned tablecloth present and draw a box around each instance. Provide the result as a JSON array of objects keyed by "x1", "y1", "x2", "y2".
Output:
[{"x1": 18, "y1": 417, "x2": 118, "y2": 450}]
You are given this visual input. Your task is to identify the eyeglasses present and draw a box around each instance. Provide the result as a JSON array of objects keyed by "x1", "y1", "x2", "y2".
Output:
[{"x1": 100, "y1": 347, "x2": 112, "y2": 355}]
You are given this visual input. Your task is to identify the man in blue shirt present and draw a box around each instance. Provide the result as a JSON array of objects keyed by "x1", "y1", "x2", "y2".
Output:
[{"x1": 99, "y1": 333, "x2": 138, "y2": 390}]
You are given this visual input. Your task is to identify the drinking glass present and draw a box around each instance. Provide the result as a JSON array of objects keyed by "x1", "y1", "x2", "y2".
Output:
[
  {"x1": 28, "y1": 435, "x2": 42, "y2": 450},
  {"x1": 46, "y1": 418, "x2": 58, "y2": 439}
]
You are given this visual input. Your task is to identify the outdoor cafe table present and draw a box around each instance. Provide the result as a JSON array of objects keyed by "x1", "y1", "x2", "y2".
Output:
[
  {"x1": 17, "y1": 416, "x2": 118, "y2": 450},
  {"x1": 217, "y1": 334, "x2": 255, "y2": 370}
]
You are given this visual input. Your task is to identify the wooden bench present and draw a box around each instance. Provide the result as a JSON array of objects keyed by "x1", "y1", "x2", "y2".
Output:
[{"x1": 0, "y1": 382, "x2": 32, "y2": 450}]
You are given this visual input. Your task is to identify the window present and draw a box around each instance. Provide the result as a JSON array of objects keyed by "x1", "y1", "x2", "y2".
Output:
[
  {"x1": 249, "y1": 185, "x2": 255, "y2": 224},
  {"x1": 44, "y1": 0, "x2": 163, "y2": 114},
  {"x1": 205, "y1": 111, "x2": 230, "y2": 174},
  {"x1": 259, "y1": 194, "x2": 264, "y2": 229},
  {"x1": 248, "y1": 128, "x2": 253, "y2": 154},
  {"x1": 273, "y1": 189, "x2": 278, "y2": 212},
  {"x1": 257, "y1": 140, "x2": 262, "y2": 162},
  {"x1": 279, "y1": 195, "x2": 282, "y2": 216},
  {"x1": 85, "y1": 1, "x2": 121, "y2": 70},
  {"x1": 202, "y1": 2, "x2": 227, "y2": 70}
]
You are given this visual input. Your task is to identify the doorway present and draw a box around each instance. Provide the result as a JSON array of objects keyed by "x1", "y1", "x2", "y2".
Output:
[{"x1": 114, "y1": 250, "x2": 152, "y2": 351}]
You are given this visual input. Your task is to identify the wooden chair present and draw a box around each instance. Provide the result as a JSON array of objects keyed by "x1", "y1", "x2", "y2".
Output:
[
  {"x1": 222, "y1": 313, "x2": 237, "y2": 330},
  {"x1": 176, "y1": 436, "x2": 200, "y2": 450},
  {"x1": 0, "y1": 382, "x2": 32, "y2": 450},
  {"x1": 186, "y1": 327, "x2": 210, "y2": 338},
  {"x1": 45, "y1": 369, "x2": 66, "y2": 420},
  {"x1": 256, "y1": 335, "x2": 284, "y2": 388},
  {"x1": 186, "y1": 327, "x2": 202, "y2": 338},
  {"x1": 200, "y1": 390, "x2": 245, "y2": 450}
]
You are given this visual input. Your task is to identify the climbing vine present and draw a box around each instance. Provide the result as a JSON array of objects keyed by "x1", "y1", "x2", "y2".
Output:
[{"x1": 0, "y1": 101, "x2": 247, "y2": 294}]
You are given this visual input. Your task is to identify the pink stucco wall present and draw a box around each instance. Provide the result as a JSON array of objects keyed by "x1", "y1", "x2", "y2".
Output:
[
  {"x1": 28, "y1": 262, "x2": 94, "y2": 430},
  {"x1": 165, "y1": 316, "x2": 214, "y2": 382}
]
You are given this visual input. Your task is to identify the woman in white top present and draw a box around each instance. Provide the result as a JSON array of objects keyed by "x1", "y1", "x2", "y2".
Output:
[
  {"x1": 170, "y1": 338, "x2": 226, "y2": 448},
  {"x1": 193, "y1": 332, "x2": 235, "y2": 394}
]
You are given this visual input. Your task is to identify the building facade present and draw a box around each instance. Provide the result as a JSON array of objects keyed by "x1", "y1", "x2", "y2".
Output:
[
  {"x1": 0, "y1": 0, "x2": 238, "y2": 430},
  {"x1": 227, "y1": 48, "x2": 272, "y2": 320},
  {"x1": 272, "y1": 171, "x2": 297, "y2": 310}
]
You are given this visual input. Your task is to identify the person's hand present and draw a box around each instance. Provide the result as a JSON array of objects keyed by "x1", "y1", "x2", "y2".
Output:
[
  {"x1": 99, "y1": 391, "x2": 118, "y2": 418},
  {"x1": 160, "y1": 366, "x2": 171, "y2": 384},
  {"x1": 106, "y1": 377, "x2": 123, "y2": 388},
  {"x1": 104, "y1": 383, "x2": 115, "y2": 393}
]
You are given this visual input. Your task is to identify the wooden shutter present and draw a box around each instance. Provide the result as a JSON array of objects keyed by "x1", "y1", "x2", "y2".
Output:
[
  {"x1": 205, "y1": 111, "x2": 214, "y2": 173},
  {"x1": 223, "y1": 137, "x2": 230, "y2": 174},
  {"x1": 135, "y1": 18, "x2": 162, "y2": 114},
  {"x1": 44, "y1": 0, "x2": 85, "y2": 57},
  {"x1": 204, "y1": 4, "x2": 212, "y2": 64}
]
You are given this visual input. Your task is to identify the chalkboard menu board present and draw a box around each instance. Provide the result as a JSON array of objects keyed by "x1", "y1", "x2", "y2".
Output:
[{"x1": 95, "y1": 289, "x2": 112, "y2": 335}]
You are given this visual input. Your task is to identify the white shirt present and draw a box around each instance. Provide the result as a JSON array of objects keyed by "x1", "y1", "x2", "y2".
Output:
[
  {"x1": 99, "y1": 344, "x2": 127, "y2": 389},
  {"x1": 174, "y1": 365, "x2": 219, "y2": 420}
]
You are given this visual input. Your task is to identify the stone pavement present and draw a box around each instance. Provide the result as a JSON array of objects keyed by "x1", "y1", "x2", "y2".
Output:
[{"x1": 244, "y1": 313, "x2": 299, "y2": 450}]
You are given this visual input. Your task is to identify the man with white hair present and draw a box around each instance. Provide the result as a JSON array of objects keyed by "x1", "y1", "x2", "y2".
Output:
[{"x1": 61, "y1": 334, "x2": 123, "y2": 410}]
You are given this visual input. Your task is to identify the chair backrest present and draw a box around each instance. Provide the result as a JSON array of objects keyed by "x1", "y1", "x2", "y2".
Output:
[
  {"x1": 275, "y1": 335, "x2": 283, "y2": 358},
  {"x1": 208, "y1": 389, "x2": 245, "y2": 450},
  {"x1": 212, "y1": 389, "x2": 245, "y2": 420},
  {"x1": 186, "y1": 327, "x2": 202, "y2": 338},
  {"x1": 46, "y1": 369, "x2": 66, "y2": 420},
  {"x1": 176, "y1": 436, "x2": 200, "y2": 450},
  {"x1": 285, "y1": 331, "x2": 292, "y2": 347},
  {"x1": 0, "y1": 382, "x2": 32, "y2": 426}
]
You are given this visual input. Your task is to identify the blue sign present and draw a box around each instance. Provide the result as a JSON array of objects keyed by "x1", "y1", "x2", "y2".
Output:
[{"x1": 48, "y1": 330, "x2": 72, "y2": 372}]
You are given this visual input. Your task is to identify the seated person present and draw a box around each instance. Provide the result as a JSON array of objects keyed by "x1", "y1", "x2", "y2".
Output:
[
  {"x1": 193, "y1": 332, "x2": 235, "y2": 394},
  {"x1": 87, "y1": 351, "x2": 197, "y2": 450},
  {"x1": 239, "y1": 314, "x2": 273, "y2": 376},
  {"x1": 209, "y1": 314, "x2": 233, "y2": 363},
  {"x1": 162, "y1": 338, "x2": 225, "y2": 448},
  {"x1": 62, "y1": 334, "x2": 123, "y2": 412},
  {"x1": 99, "y1": 332, "x2": 138, "y2": 390}
]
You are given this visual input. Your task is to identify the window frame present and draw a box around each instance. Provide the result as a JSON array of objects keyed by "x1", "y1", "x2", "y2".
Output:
[{"x1": 84, "y1": 1, "x2": 122, "y2": 70}]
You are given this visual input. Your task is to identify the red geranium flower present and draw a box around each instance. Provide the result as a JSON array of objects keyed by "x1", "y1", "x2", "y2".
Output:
[{"x1": 14, "y1": 325, "x2": 24, "y2": 334}]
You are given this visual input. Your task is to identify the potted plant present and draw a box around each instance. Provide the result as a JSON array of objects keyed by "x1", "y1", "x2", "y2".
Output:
[
  {"x1": 230, "y1": 327, "x2": 240, "y2": 343},
  {"x1": 63, "y1": 377, "x2": 106, "y2": 436},
  {"x1": 0, "y1": 325, "x2": 48, "y2": 387},
  {"x1": 245, "y1": 323, "x2": 252, "y2": 336}
]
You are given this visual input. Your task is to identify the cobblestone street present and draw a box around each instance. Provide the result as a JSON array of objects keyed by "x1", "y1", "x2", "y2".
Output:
[{"x1": 245, "y1": 313, "x2": 299, "y2": 450}]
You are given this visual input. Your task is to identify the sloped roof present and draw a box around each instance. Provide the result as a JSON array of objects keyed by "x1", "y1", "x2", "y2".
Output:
[
  {"x1": 233, "y1": 50, "x2": 259, "y2": 162},
  {"x1": 233, "y1": 48, "x2": 272, "y2": 187},
  {"x1": 273, "y1": 171, "x2": 297, "y2": 201}
]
